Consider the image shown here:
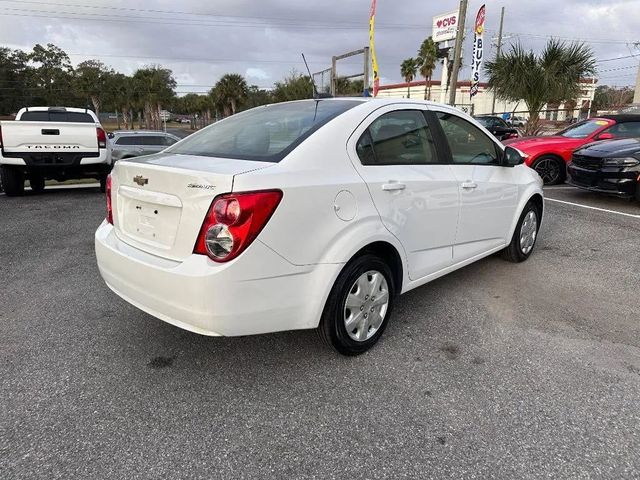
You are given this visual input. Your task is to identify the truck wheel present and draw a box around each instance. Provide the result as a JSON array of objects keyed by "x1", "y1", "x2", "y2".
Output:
[
  {"x1": 99, "y1": 175, "x2": 107, "y2": 193},
  {"x1": 0, "y1": 166, "x2": 25, "y2": 196},
  {"x1": 29, "y1": 175, "x2": 45, "y2": 193}
]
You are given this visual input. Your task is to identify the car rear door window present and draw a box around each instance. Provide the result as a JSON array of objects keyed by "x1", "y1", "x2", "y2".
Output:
[
  {"x1": 356, "y1": 110, "x2": 438, "y2": 165},
  {"x1": 436, "y1": 112, "x2": 500, "y2": 165},
  {"x1": 140, "y1": 136, "x2": 164, "y2": 146}
]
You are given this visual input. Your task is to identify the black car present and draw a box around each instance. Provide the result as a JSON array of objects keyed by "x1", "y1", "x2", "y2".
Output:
[
  {"x1": 568, "y1": 138, "x2": 640, "y2": 201},
  {"x1": 474, "y1": 116, "x2": 519, "y2": 141}
]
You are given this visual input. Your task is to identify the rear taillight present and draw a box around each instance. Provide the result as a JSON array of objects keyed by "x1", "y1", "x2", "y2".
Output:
[
  {"x1": 505, "y1": 132, "x2": 519, "y2": 139},
  {"x1": 97, "y1": 127, "x2": 107, "y2": 148},
  {"x1": 194, "y1": 190, "x2": 282, "y2": 262},
  {"x1": 106, "y1": 174, "x2": 113, "y2": 224}
]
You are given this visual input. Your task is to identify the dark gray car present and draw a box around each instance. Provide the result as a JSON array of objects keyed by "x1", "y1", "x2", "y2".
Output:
[{"x1": 109, "y1": 131, "x2": 181, "y2": 161}]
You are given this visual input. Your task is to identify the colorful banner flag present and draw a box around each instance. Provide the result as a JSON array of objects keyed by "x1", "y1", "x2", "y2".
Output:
[
  {"x1": 369, "y1": 0, "x2": 380, "y2": 97},
  {"x1": 470, "y1": 4, "x2": 486, "y2": 98}
]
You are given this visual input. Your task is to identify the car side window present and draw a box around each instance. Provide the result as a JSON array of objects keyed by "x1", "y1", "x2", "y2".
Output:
[
  {"x1": 602, "y1": 122, "x2": 640, "y2": 138},
  {"x1": 356, "y1": 110, "x2": 437, "y2": 165},
  {"x1": 436, "y1": 112, "x2": 500, "y2": 165},
  {"x1": 115, "y1": 136, "x2": 137, "y2": 146}
]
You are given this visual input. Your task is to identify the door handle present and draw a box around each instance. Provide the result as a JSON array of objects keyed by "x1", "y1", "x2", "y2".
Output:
[
  {"x1": 461, "y1": 181, "x2": 478, "y2": 190},
  {"x1": 382, "y1": 182, "x2": 406, "y2": 191}
]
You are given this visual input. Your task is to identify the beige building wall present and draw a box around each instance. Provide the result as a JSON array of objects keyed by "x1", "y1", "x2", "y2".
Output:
[{"x1": 376, "y1": 79, "x2": 597, "y2": 120}]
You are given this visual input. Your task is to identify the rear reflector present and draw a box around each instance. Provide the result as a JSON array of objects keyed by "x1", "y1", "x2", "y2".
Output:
[{"x1": 106, "y1": 174, "x2": 113, "y2": 224}]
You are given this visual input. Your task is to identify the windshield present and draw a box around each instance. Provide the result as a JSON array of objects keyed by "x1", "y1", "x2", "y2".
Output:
[
  {"x1": 559, "y1": 119, "x2": 610, "y2": 138},
  {"x1": 167, "y1": 100, "x2": 362, "y2": 162}
]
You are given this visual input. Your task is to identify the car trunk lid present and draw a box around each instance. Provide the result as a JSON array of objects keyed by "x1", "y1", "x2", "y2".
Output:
[{"x1": 111, "y1": 153, "x2": 275, "y2": 261}]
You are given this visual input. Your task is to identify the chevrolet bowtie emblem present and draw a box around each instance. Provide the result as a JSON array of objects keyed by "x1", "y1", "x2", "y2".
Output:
[{"x1": 133, "y1": 175, "x2": 148, "y2": 186}]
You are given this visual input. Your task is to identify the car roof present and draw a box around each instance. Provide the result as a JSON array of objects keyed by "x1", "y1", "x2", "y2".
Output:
[{"x1": 596, "y1": 114, "x2": 640, "y2": 123}]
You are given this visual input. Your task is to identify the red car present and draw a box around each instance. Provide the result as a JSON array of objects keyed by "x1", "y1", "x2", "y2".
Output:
[{"x1": 504, "y1": 115, "x2": 640, "y2": 185}]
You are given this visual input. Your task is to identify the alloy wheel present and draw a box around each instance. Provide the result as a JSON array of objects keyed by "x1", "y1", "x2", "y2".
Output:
[{"x1": 534, "y1": 158, "x2": 560, "y2": 184}]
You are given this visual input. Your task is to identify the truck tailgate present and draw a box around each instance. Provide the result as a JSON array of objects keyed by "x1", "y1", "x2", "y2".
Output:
[{"x1": 0, "y1": 121, "x2": 99, "y2": 154}]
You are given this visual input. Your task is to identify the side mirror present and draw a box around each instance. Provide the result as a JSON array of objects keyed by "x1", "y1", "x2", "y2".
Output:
[
  {"x1": 503, "y1": 146, "x2": 526, "y2": 167},
  {"x1": 596, "y1": 132, "x2": 614, "y2": 141}
]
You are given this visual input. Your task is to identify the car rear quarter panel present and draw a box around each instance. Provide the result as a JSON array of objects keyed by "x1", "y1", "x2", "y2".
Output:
[{"x1": 232, "y1": 109, "x2": 407, "y2": 269}]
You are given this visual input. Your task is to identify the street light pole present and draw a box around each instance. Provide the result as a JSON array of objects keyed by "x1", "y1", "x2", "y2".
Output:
[{"x1": 448, "y1": 0, "x2": 468, "y2": 106}]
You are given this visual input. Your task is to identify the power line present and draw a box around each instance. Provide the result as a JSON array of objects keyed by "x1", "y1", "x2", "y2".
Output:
[
  {"x1": 0, "y1": 8, "x2": 427, "y2": 30},
  {"x1": 0, "y1": 0, "x2": 428, "y2": 28}
]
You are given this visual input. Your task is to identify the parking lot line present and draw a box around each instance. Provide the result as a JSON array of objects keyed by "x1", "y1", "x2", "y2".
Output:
[{"x1": 545, "y1": 197, "x2": 640, "y2": 219}]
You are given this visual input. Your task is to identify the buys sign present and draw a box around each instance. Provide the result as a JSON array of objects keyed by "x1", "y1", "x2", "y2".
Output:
[
  {"x1": 470, "y1": 4, "x2": 486, "y2": 97},
  {"x1": 432, "y1": 10, "x2": 458, "y2": 43}
]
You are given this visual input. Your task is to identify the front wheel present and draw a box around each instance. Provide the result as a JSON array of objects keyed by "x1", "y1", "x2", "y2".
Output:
[
  {"x1": 532, "y1": 156, "x2": 566, "y2": 185},
  {"x1": 502, "y1": 201, "x2": 540, "y2": 263},
  {"x1": 318, "y1": 254, "x2": 395, "y2": 355}
]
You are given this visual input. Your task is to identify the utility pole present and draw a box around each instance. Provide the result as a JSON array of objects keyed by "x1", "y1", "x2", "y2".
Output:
[
  {"x1": 448, "y1": 0, "x2": 468, "y2": 106},
  {"x1": 491, "y1": 6, "x2": 505, "y2": 114}
]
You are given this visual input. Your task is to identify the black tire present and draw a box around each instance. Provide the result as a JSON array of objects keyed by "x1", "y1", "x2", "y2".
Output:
[
  {"x1": 635, "y1": 184, "x2": 640, "y2": 204},
  {"x1": 29, "y1": 175, "x2": 45, "y2": 193},
  {"x1": 502, "y1": 201, "x2": 540, "y2": 263},
  {"x1": 0, "y1": 166, "x2": 25, "y2": 197},
  {"x1": 318, "y1": 254, "x2": 395, "y2": 356},
  {"x1": 99, "y1": 176, "x2": 107, "y2": 193},
  {"x1": 532, "y1": 155, "x2": 566, "y2": 185}
]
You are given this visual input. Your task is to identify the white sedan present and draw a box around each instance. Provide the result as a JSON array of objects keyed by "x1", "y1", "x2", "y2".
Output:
[{"x1": 95, "y1": 98, "x2": 543, "y2": 355}]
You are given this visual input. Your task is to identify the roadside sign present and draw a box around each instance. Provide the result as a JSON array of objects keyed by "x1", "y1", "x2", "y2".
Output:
[
  {"x1": 432, "y1": 10, "x2": 459, "y2": 43},
  {"x1": 160, "y1": 110, "x2": 170, "y2": 121}
]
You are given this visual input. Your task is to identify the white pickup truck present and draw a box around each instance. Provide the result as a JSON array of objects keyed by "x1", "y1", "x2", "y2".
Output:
[{"x1": 0, "y1": 106, "x2": 112, "y2": 196}]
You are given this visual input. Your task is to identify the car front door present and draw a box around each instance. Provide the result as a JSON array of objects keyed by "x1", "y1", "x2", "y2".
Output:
[
  {"x1": 347, "y1": 106, "x2": 459, "y2": 281},
  {"x1": 432, "y1": 110, "x2": 519, "y2": 262}
]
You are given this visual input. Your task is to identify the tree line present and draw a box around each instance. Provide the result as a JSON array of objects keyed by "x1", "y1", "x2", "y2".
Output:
[{"x1": 0, "y1": 43, "x2": 364, "y2": 129}]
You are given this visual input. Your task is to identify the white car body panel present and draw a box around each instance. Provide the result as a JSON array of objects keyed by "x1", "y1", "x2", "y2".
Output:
[{"x1": 95, "y1": 98, "x2": 543, "y2": 337}]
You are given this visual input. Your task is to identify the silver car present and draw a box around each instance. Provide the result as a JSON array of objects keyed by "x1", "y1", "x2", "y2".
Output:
[{"x1": 109, "y1": 131, "x2": 181, "y2": 161}]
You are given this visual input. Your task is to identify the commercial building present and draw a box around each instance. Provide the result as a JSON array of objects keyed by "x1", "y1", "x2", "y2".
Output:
[{"x1": 376, "y1": 78, "x2": 598, "y2": 121}]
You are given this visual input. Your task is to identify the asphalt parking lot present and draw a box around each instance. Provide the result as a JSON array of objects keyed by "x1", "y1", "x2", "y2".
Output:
[{"x1": 1, "y1": 185, "x2": 639, "y2": 479}]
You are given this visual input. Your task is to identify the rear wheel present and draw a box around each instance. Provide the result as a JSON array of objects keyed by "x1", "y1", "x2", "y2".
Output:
[
  {"x1": 29, "y1": 175, "x2": 45, "y2": 193},
  {"x1": 99, "y1": 175, "x2": 108, "y2": 193},
  {"x1": 502, "y1": 201, "x2": 540, "y2": 263},
  {"x1": 0, "y1": 166, "x2": 25, "y2": 196},
  {"x1": 318, "y1": 254, "x2": 395, "y2": 355},
  {"x1": 532, "y1": 155, "x2": 565, "y2": 185}
]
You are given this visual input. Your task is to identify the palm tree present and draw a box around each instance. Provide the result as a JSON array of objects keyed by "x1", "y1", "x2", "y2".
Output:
[
  {"x1": 417, "y1": 37, "x2": 437, "y2": 100},
  {"x1": 211, "y1": 73, "x2": 248, "y2": 117},
  {"x1": 485, "y1": 39, "x2": 596, "y2": 135},
  {"x1": 400, "y1": 58, "x2": 418, "y2": 98}
]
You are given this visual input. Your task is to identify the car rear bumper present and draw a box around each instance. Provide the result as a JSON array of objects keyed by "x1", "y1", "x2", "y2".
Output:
[
  {"x1": 567, "y1": 163, "x2": 639, "y2": 197},
  {"x1": 95, "y1": 221, "x2": 341, "y2": 336}
]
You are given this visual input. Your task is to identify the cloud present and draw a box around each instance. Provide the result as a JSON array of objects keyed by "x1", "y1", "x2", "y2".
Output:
[{"x1": 0, "y1": 0, "x2": 637, "y2": 91}]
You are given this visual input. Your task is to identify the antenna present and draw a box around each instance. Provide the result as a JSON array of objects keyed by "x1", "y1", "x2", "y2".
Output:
[{"x1": 302, "y1": 53, "x2": 332, "y2": 99}]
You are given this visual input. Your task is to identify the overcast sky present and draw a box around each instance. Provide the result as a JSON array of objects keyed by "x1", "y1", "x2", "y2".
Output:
[{"x1": 0, "y1": 0, "x2": 638, "y2": 94}]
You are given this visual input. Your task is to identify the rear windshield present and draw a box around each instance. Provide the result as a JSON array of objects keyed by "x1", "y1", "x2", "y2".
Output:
[
  {"x1": 19, "y1": 111, "x2": 95, "y2": 123},
  {"x1": 167, "y1": 100, "x2": 362, "y2": 162},
  {"x1": 559, "y1": 119, "x2": 611, "y2": 138}
]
